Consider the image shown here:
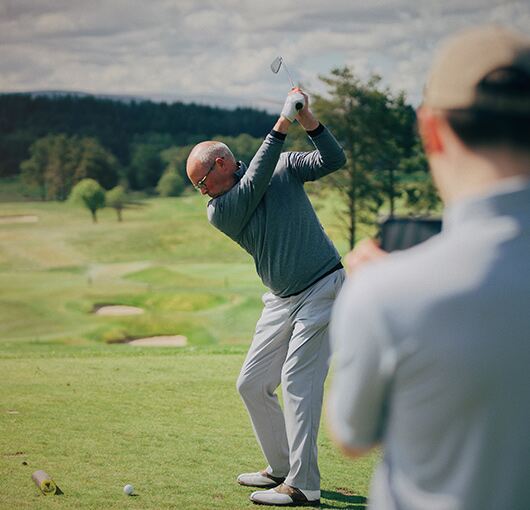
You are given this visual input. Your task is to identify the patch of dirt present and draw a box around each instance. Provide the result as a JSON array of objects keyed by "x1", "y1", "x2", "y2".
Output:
[
  {"x1": 128, "y1": 335, "x2": 188, "y2": 347},
  {"x1": 0, "y1": 215, "x2": 38, "y2": 224},
  {"x1": 93, "y1": 305, "x2": 144, "y2": 316},
  {"x1": 335, "y1": 487, "x2": 358, "y2": 496}
]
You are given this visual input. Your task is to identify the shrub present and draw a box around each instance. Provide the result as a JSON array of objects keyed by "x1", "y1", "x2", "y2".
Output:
[
  {"x1": 70, "y1": 178, "x2": 106, "y2": 223},
  {"x1": 106, "y1": 185, "x2": 127, "y2": 221},
  {"x1": 156, "y1": 171, "x2": 185, "y2": 197}
]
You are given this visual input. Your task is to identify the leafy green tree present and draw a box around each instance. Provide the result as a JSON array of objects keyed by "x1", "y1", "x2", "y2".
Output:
[
  {"x1": 20, "y1": 137, "x2": 49, "y2": 200},
  {"x1": 160, "y1": 145, "x2": 194, "y2": 185},
  {"x1": 156, "y1": 171, "x2": 185, "y2": 197},
  {"x1": 75, "y1": 137, "x2": 120, "y2": 189},
  {"x1": 313, "y1": 67, "x2": 420, "y2": 248},
  {"x1": 106, "y1": 185, "x2": 127, "y2": 221},
  {"x1": 20, "y1": 134, "x2": 119, "y2": 201},
  {"x1": 128, "y1": 143, "x2": 164, "y2": 190},
  {"x1": 398, "y1": 141, "x2": 441, "y2": 214},
  {"x1": 234, "y1": 133, "x2": 263, "y2": 159},
  {"x1": 70, "y1": 178, "x2": 106, "y2": 223},
  {"x1": 214, "y1": 133, "x2": 263, "y2": 165},
  {"x1": 42, "y1": 134, "x2": 76, "y2": 201}
]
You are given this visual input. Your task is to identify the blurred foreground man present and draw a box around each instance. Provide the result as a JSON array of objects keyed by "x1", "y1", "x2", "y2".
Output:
[
  {"x1": 329, "y1": 26, "x2": 530, "y2": 510},
  {"x1": 187, "y1": 89, "x2": 346, "y2": 506}
]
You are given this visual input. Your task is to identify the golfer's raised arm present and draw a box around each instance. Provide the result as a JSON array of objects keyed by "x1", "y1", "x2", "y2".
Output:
[
  {"x1": 214, "y1": 122, "x2": 288, "y2": 235},
  {"x1": 287, "y1": 91, "x2": 346, "y2": 182},
  {"x1": 207, "y1": 92, "x2": 303, "y2": 237}
]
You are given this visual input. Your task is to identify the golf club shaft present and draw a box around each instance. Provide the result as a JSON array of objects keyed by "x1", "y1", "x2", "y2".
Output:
[{"x1": 282, "y1": 62, "x2": 296, "y2": 89}]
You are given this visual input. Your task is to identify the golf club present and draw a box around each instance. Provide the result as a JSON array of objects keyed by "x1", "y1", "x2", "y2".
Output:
[{"x1": 271, "y1": 56, "x2": 304, "y2": 111}]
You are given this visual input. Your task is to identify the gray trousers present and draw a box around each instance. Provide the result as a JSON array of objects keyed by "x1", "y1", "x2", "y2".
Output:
[{"x1": 236, "y1": 269, "x2": 345, "y2": 491}]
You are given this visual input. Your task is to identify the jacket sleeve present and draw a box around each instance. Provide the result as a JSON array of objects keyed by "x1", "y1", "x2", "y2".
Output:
[
  {"x1": 287, "y1": 124, "x2": 346, "y2": 182},
  {"x1": 328, "y1": 270, "x2": 394, "y2": 450},
  {"x1": 207, "y1": 133, "x2": 284, "y2": 238}
]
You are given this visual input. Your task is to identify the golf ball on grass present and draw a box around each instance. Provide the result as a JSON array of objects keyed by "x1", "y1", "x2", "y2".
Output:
[{"x1": 123, "y1": 484, "x2": 134, "y2": 496}]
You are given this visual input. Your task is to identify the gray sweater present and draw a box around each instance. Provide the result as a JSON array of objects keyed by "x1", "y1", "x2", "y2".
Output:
[{"x1": 207, "y1": 125, "x2": 346, "y2": 297}]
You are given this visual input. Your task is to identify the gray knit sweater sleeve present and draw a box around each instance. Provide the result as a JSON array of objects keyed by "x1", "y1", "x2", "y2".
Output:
[
  {"x1": 286, "y1": 127, "x2": 346, "y2": 182},
  {"x1": 207, "y1": 133, "x2": 284, "y2": 238}
]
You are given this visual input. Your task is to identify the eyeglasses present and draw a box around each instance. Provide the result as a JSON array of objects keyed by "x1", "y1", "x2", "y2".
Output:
[{"x1": 195, "y1": 159, "x2": 217, "y2": 190}]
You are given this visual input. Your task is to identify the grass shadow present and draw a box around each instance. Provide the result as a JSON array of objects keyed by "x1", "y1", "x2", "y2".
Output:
[{"x1": 320, "y1": 489, "x2": 368, "y2": 509}]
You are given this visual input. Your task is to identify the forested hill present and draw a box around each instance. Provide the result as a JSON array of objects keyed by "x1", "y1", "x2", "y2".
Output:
[{"x1": 0, "y1": 93, "x2": 276, "y2": 177}]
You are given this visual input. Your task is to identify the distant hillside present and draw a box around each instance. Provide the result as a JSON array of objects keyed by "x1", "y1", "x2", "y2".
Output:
[
  {"x1": 20, "y1": 89, "x2": 274, "y2": 111},
  {"x1": 25, "y1": 90, "x2": 142, "y2": 103},
  {"x1": 0, "y1": 92, "x2": 276, "y2": 177}
]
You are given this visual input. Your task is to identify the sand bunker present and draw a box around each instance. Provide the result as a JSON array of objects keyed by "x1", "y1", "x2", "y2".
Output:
[
  {"x1": 0, "y1": 215, "x2": 39, "y2": 224},
  {"x1": 128, "y1": 335, "x2": 188, "y2": 347},
  {"x1": 94, "y1": 305, "x2": 144, "y2": 316}
]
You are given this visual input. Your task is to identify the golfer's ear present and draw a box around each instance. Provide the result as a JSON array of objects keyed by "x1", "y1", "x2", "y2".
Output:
[{"x1": 417, "y1": 107, "x2": 444, "y2": 155}]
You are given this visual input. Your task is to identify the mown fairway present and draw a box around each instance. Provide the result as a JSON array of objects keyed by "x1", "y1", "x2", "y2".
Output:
[
  {"x1": 0, "y1": 194, "x2": 375, "y2": 509},
  {"x1": 0, "y1": 196, "x2": 268, "y2": 347}
]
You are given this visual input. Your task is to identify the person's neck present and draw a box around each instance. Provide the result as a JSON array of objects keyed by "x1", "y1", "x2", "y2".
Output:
[
  {"x1": 212, "y1": 173, "x2": 238, "y2": 198},
  {"x1": 436, "y1": 148, "x2": 530, "y2": 206}
]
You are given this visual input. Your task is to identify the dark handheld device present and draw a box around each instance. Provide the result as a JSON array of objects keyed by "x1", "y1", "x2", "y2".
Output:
[{"x1": 379, "y1": 216, "x2": 442, "y2": 252}]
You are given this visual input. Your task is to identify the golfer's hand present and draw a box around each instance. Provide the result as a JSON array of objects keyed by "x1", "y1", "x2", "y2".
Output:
[
  {"x1": 344, "y1": 238, "x2": 388, "y2": 276},
  {"x1": 281, "y1": 89, "x2": 305, "y2": 122},
  {"x1": 292, "y1": 88, "x2": 320, "y2": 131}
]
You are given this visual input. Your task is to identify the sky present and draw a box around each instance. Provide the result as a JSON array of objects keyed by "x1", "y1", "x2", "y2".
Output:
[{"x1": 1, "y1": 0, "x2": 529, "y2": 111}]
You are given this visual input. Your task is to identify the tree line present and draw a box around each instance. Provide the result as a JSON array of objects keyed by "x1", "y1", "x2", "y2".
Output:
[
  {"x1": 17, "y1": 130, "x2": 267, "y2": 202},
  {"x1": 0, "y1": 93, "x2": 277, "y2": 178},
  {"x1": 0, "y1": 69, "x2": 440, "y2": 245}
]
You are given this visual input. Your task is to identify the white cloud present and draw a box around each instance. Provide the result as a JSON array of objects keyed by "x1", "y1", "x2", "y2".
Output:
[{"x1": 0, "y1": 0, "x2": 528, "y2": 110}]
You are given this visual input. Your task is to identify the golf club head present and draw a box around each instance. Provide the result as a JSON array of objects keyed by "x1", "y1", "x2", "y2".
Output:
[{"x1": 270, "y1": 56, "x2": 283, "y2": 74}]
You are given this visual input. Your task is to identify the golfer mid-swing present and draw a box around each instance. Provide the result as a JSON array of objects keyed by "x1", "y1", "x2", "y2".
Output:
[{"x1": 186, "y1": 89, "x2": 346, "y2": 506}]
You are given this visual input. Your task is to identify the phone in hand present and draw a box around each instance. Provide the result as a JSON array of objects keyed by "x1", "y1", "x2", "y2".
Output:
[{"x1": 379, "y1": 216, "x2": 442, "y2": 252}]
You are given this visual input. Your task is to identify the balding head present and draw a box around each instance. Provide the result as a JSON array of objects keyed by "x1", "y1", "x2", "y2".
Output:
[
  {"x1": 186, "y1": 141, "x2": 238, "y2": 197},
  {"x1": 187, "y1": 142, "x2": 232, "y2": 180}
]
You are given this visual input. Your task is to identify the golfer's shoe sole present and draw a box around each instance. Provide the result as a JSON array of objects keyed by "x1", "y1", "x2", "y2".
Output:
[
  {"x1": 250, "y1": 498, "x2": 321, "y2": 507},
  {"x1": 237, "y1": 470, "x2": 286, "y2": 488},
  {"x1": 250, "y1": 484, "x2": 320, "y2": 507}
]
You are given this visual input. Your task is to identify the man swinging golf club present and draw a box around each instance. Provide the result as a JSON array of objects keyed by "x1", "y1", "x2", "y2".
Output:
[{"x1": 186, "y1": 88, "x2": 346, "y2": 506}]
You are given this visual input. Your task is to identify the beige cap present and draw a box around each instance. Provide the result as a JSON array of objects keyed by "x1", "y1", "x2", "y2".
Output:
[{"x1": 424, "y1": 25, "x2": 530, "y2": 112}]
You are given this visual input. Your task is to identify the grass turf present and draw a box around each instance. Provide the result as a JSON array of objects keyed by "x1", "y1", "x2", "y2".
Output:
[
  {"x1": 1, "y1": 345, "x2": 376, "y2": 509},
  {"x1": 0, "y1": 196, "x2": 265, "y2": 346},
  {"x1": 0, "y1": 193, "x2": 377, "y2": 508}
]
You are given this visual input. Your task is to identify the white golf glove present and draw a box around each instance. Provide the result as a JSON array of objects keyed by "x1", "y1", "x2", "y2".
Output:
[{"x1": 281, "y1": 92, "x2": 305, "y2": 122}]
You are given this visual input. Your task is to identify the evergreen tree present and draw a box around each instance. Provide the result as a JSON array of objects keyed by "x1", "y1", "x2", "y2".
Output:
[{"x1": 313, "y1": 67, "x2": 435, "y2": 248}]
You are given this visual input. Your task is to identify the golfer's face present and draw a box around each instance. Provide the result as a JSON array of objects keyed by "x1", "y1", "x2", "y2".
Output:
[
  {"x1": 195, "y1": 161, "x2": 216, "y2": 194},
  {"x1": 201, "y1": 157, "x2": 237, "y2": 198}
]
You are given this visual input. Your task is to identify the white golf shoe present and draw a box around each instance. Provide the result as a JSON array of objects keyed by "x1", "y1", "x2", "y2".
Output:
[
  {"x1": 237, "y1": 470, "x2": 286, "y2": 488},
  {"x1": 250, "y1": 484, "x2": 320, "y2": 506}
]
